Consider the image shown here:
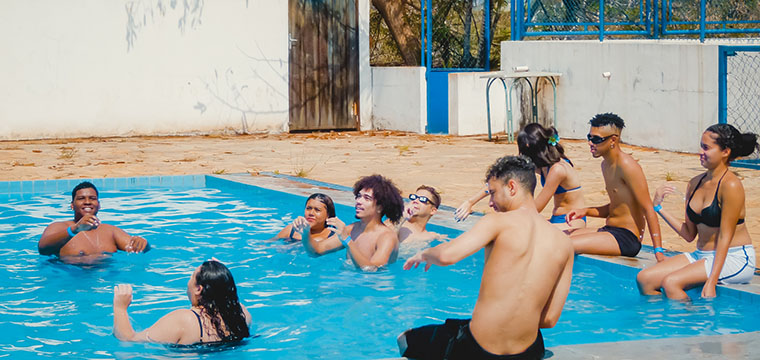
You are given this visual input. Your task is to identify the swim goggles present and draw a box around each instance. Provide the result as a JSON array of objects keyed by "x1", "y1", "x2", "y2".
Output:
[{"x1": 587, "y1": 134, "x2": 615, "y2": 144}]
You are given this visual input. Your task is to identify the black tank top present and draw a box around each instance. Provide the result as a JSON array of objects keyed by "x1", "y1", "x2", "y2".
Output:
[{"x1": 686, "y1": 170, "x2": 745, "y2": 227}]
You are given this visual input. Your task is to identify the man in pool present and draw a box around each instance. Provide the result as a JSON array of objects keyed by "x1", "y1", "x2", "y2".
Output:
[
  {"x1": 399, "y1": 156, "x2": 574, "y2": 359},
  {"x1": 565, "y1": 113, "x2": 664, "y2": 261},
  {"x1": 301, "y1": 174, "x2": 404, "y2": 270},
  {"x1": 38, "y1": 181, "x2": 150, "y2": 259},
  {"x1": 396, "y1": 185, "x2": 443, "y2": 244}
]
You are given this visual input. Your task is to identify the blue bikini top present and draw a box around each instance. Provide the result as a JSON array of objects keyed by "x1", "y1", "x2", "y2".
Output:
[
  {"x1": 540, "y1": 159, "x2": 581, "y2": 195},
  {"x1": 686, "y1": 171, "x2": 745, "y2": 227}
]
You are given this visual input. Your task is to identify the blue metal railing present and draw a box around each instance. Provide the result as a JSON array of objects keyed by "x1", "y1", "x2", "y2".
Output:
[{"x1": 512, "y1": 0, "x2": 760, "y2": 42}]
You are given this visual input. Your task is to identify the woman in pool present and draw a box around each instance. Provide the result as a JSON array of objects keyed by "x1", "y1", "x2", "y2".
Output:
[
  {"x1": 455, "y1": 123, "x2": 586, "y2": 232},
  {"x1": 113, "y1": 259, "x2": 251, "y2": 344},
  {"x1": 637, "y1": 124, "x2": 758, "y2": 299},
  {"x1": 275, "y1": 193, "x2": 336, "y2": 243}
]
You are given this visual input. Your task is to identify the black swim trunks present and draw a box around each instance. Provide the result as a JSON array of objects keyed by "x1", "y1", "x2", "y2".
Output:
[
  {"x1": 598, "y1": 225, "x2": 641, "y2": 257},
  {"x1": 401, "y1": 318, "x2": 545, "y2": 360}
]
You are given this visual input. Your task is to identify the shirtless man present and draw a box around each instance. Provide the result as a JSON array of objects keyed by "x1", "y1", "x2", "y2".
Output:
[
  {"x1": 566, "y1": 113, "x2": 664, "y2": 261},
  {"x1": 38, "y1": 182, "x2": 149, "y2": 260},
  {"x1": 399, "y1": 156, "x2": 574, "y2": 359},
  {"x1": 301, "y1": 174, "x2": 404, "y2": 270},
  {"x1": 396, "y1": 185, "x2": 442, "y2": 245}
]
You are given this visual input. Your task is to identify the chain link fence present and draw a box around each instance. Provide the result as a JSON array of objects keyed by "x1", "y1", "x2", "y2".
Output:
[{"x1": 726, "y1": 49, "x2": 760, "y2": 162}]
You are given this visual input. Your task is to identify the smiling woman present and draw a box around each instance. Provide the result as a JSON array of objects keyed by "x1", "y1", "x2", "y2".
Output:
[{"x1": 37, "y1": 181, "x2": 149, "y2": 260}]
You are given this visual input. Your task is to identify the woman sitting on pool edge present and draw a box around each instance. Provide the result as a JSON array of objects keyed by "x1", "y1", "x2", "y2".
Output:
[
  {"x1": 275, "y1": 193, "x2": 337, "y2": 243},
  {"x1": 113, "y1": 259, "x2": 251, "y2": 344},
  {"x1": 637, "y1": 124, "x2": 758, "y2": 299},
  {"x1": 455, "y1": 123, "x2": 587, "y2": 233}
]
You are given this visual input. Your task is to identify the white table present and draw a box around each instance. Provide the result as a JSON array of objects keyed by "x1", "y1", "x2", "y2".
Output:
[{"x1": 480, "y1": 71, "x2": 561, "y2": 142}]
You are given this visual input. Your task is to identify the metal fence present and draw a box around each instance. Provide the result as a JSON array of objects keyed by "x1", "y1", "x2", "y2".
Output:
[
  {"x1": 719, "y1": 46, "x2": 760, "y2": 169},
  {"x1": 512, "y1": 0, "x2": 760, "y2": 41}
]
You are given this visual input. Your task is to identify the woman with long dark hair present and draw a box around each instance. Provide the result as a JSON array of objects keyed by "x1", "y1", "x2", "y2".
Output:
[
  {"x1": 637, "y1": 124, "x2": 758, "y2": 299},
  {"x1": 276, "y1": 193, "x2": 336, "y2": 243},
  {"x1": 113, "y1": 260, "x2": 251, "y2": 344},
  {"x1": 455, "y1": 123, "x2": 586, "y2": 232}
]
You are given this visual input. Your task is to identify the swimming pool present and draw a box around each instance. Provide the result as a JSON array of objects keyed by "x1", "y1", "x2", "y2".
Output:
[{"x1": 1, "y1": 175, "x2": 759, "y2": 359}]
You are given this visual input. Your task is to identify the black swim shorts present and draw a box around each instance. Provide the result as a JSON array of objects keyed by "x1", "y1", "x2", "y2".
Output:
[
  {"x1": 401, "y1": 318, "x2": 545, "y2": 360},
  {"x1": 598, "y1": 225, "x2": 641, "y2": 257}
]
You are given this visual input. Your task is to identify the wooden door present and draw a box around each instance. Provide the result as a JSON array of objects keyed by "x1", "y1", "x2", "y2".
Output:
[{"x1": 289, "y1": 0, "x2": 359, "y2": 131}]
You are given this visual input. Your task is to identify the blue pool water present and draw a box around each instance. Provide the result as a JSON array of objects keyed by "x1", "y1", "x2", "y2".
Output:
[{"x1": 1, "y1": 175, "x2": 759, "y2": 359}]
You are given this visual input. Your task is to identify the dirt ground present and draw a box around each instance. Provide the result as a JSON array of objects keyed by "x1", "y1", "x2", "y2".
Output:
[{"x1": 1, "y1": 130, "x2": 758, "y2": 257}]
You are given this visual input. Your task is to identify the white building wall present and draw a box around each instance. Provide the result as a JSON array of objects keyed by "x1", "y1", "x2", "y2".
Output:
[
  {"x1": 500, "y1": 40, "x2": 719, "y2": 153},
  {"x1": 371, "y1": 67, "x2": 426, "y2": 133},
  {"x1": 448, "y1": 72, "x2": 508, "y2": 136}
]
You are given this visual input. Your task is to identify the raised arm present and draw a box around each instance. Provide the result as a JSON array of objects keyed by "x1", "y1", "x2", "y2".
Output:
[
  {"x1": 535, "y1": 165, "x2": 567, "y2": 212},
  {"x1": 652, "y1": 183, "x2": 697, "y2": 242},
  {"x1": 404, "y1": 214, "x2": 500, "y2": 271},
  {"x1": 622, "y1": 160, "x2": 664, "y2": 262},
  {"x1": 539, "y1": 249, "x2": 574, "y2": 328},
  {"x1": 38, "y1": 214, "x2": 101, "y2": 255},
  {"x1": 113, "y1": 284, "x2": 186, "y2": 343},
  {"x1": 301, "y1": 218, "x2": 346, "y2": 256},
  {"x1": 702, "y1": 178, "x2": 745, "y2": 298},
  {"x1": 454, "y1": 185, "x2": 489, "y2": 222}
]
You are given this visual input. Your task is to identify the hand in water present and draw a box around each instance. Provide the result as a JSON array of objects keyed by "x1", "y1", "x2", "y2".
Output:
[
  {"x1": 125, "y1": 236, "x2": 148, "y2": 253},
  {"x1": 454, "y1": 201, "x2": 473, "y2": 222}
]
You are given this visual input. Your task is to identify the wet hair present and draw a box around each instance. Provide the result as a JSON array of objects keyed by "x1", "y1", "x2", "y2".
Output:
[
  {"x1": 195, "y1": 260, "x2": 250, "y2": 342},
  {"x1": 589, "y1": 113, "x2": 626, "y2": 130},
  {"x1": 705, "y1": 124, "x2": 760, "y2": 161},
  {"x1": 71, "y1": 181, "x2": 98, "y2": 201},
  {"x1": 306, "y1": 193, "x2": 336, "y2": 218},
  {"x1": 353, "y1": 174, "x2": 404, "y2": 223},
  {"x1": 517, "y1": 123, "x2": 572, "y2": 168},
  {"x1": 485, "y1": 155, "x2": 537, "y2": 194},
  {"x1": 416, "y1": 185, "x2": 441, "y2": 209}
]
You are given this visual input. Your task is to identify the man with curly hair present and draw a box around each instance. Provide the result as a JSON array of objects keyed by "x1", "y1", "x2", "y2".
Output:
[
  {"x1": 399, "y1": 156, "x2": 573, "y2": 359},
  {"x1": 301, "y1": 174, "x2": 404, "y2": 270}
]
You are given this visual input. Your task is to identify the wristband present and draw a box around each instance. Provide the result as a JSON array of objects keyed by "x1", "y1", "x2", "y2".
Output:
[
  {"x1": 67, "y1": 226, "x2": 77, "y2": 237},
  {"x1": 654, "y1": 247, "x2": 665, "y2": 254},
  {"x1": 653, "y1": 204, "x2": 662, "y2": 213},
  {"x1": 339, "y1": 235, "x2": 350, "y2": 248}
]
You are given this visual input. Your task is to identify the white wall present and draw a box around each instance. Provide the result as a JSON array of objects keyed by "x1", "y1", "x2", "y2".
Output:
[
  {"x1": 371, "y1": 67, "x2": 426, "y2": 133},
  {"x1": 500, "y1": 40, "x2": 719, "y2": 153},
  {"x1": 358, "y1": 0, "x2": 373, "y2": 131},
  {"x1": 448, "y1": 72, "x2": 509, "y2": 136},
  {"x1": 0, "y1": 1, "x2": 290, "y2": 140}
]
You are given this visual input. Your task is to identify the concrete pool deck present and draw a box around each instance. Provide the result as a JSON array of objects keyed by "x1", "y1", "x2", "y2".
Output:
[{"x1": 214, "y1": 172, "x2": 760, "y2": 360}]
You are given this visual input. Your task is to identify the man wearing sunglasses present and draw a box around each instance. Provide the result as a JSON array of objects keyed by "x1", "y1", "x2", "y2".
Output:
[
  {"x1": 399, "y1": 156, "x2": 573, "y2": 359},
  {"x1": 396, "y1": 185, "x2": 443, "y2": 245},
  {"x1": 566, "y1": 113, "x2": 665, "y2": 262}
]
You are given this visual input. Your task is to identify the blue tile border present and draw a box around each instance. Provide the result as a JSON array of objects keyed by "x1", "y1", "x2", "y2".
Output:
[{"x1": 0, "y1": 175, "x2": 207, "y2": 195}]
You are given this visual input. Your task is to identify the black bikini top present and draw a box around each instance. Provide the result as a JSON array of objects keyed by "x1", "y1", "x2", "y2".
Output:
[{"x1": 686, "y1": 171, "x2": 745, "y2": 227}]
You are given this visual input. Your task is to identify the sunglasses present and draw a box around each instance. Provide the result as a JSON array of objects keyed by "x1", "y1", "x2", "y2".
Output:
[
  {"x1": 587, "y1": 134, "x2": 615, "y2": 145},
  {"x1": 409, "y1": 193, "x2": 435, "y2": 206}
]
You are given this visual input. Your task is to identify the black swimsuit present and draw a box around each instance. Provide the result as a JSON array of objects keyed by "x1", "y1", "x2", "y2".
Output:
[
  {"x1": 686, "y1": 171, "x2": 745, "y2": 227},
  {"x1": 191, "y1": 309, "x2": 204, "y2": 342}
]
